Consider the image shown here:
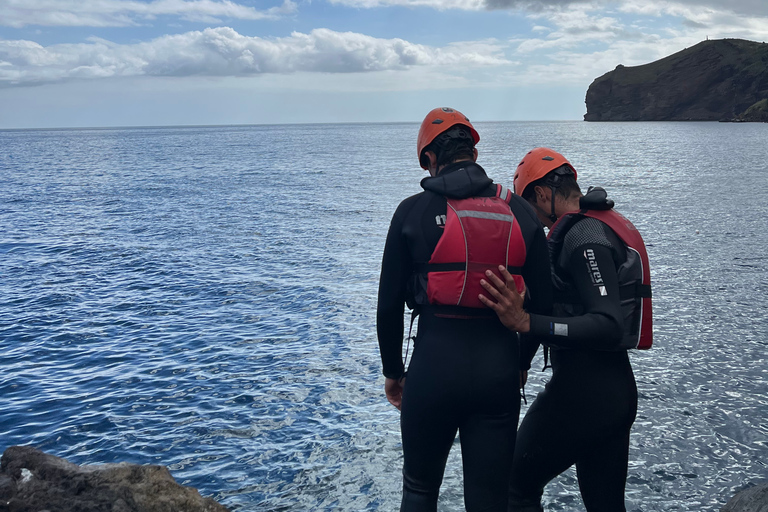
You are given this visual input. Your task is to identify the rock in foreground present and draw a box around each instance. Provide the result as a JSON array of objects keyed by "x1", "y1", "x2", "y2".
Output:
[
  {"x1": 722, "y1": 481, "x2": 768, "y2": 512},
  {"x1": 584, "y1": 38, "x2": 768, "y2": 121},
  {"x1": 0, "y1": 445, "x2": 229, "y2": 512}
]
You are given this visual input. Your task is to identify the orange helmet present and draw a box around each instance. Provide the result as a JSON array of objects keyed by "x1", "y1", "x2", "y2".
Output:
[
  {"x1": 513, "y1": 147, "x2": 577, "y2": 196},
  {"x1": 417, "y1": 107, "x2": 479, "y2": 169}
]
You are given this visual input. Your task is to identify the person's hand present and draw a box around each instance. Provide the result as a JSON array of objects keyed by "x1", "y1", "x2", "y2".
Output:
[
  {"x1": 385, "y1": 376, "x2": 406, "y2": 411},
  {"x1": 479, "y1": 265, "x2": 531, "y2": 333}
]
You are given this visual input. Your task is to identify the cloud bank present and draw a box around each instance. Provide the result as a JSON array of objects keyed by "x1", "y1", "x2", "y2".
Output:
[
  {"x1": 3, "y1": 0, "x2": 766, "y2": 28},
  {"x1": 328, "y1": 0, "x2": 768, "y2": 18},
  {"x1": 0, "y1": 28, "x2": 510, "y2": 86},
  {"x1": 0, "y1": 0, "x2": 297, "y2": 28}
]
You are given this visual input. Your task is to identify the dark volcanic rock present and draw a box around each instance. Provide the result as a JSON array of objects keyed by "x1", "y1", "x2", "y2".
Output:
[
  {"x1": 0, "y1": 445, "x2": 229, "y2": 512},
  {"x1": 721, "y1": 481, "x2": 768, "y2": 512},
  {"x1": 585, "y1": 38, "x2": 768, "y2": 121}
]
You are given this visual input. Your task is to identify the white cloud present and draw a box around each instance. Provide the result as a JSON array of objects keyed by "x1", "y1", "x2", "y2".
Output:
[
  {"x1": 4, "y1": 0, "x2": 765, "y2": 30},
  {"x1": 506, "y1": 39, "x2": 677, "y2": 86},
  {"x1": 500, "y1": 17, "x2": 768, "y2": 89},
  {"x1": 0, "y1": 27, "x2": 511, "y2": 86},
  {"x1": 0, "y1": 0, "x2": 298, "y2": 28},
  {"x1": 325, "y1": 0, "x2": 592, "y2": 8},
  {"x1": 657, "y1": 0, "x2": 768, "y2": 17},
  {"x1": 491, "y1": 0, "x2": 768, "y2": 87},
  {"x1": 515, "y1": 9, "x2": 638, "y2": 52},
  {"x1": 619, "y1": 1, "x2": 768, "y2": 38},
  {"x1": 327, "y1": 0, "x2": 485, "y2": 9},
  {"x1": 327, "y1": 0, "x2": 768, "y2": 19}
]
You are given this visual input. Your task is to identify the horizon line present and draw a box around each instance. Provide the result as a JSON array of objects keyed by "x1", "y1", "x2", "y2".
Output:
[{"x1": 0, "y1": 119, "x2": 590, "y2": 132}]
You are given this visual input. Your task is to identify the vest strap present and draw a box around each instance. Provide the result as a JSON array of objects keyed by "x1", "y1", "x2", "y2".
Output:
[
  {"x1": 416, "y1": 263, "x2": 523, "y2": 274},
  {"x1": 620, "y1": 282, "x2": 652, "y2": 300},
  {"x1": 554, "y1": 282, "x2": 651, "y2": 303},
  {"x1": 417, "y1": 304, "x2": 497, "y2": 319}
]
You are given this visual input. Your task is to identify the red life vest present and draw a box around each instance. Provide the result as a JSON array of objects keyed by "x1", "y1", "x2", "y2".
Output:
[
  {"x1": 548, "y1": 208, "x2": 653, "y2": 350},
  {"x1": 426, "y1": 184, "x2": 526, "y2": 309}
]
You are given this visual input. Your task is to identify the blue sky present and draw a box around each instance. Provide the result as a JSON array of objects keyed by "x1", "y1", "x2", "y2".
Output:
[{"x1": 1, "y1": 0, "x2": 767, "y2": 128}]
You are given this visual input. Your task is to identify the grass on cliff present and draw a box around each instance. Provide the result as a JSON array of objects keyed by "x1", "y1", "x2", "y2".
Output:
[
  {"x1": 744, "y1": 98, "x2": 768, "y2": 114},
  {"x1": 596, "y1": 38, "x2": 768, "y2": 86}
]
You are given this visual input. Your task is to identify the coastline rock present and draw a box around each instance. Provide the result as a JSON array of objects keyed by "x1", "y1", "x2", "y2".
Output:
[
  {"x1": 584, "y1": 38, "x2": 768, "y2": 121},
  {"x1": 736, "y1": 98, "x2": 768, "y2": 122},
  {"x1": 0, "y1": 445, "x2": 229, "y2": 512},
  {"x1": 722, "y1": 481, "x2": 768, "y2": 512}
]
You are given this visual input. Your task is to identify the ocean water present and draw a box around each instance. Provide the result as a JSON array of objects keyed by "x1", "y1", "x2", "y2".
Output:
[{"x1": 1, "y1": 121, "x2": 766, "y2": 511}]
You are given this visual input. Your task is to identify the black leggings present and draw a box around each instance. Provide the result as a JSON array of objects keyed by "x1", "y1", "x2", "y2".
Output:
[
  {"x1": 400, "y1": 313, "x2": 521, "y2": 512},
  {"x1": 508, "y1": 349, "x2": 637, "y2": 512}
]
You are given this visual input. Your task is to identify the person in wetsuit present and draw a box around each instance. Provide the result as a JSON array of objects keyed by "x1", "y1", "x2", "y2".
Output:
[
  {"x1": 377, "y1": 109, "x2": 553, "y2": 512},
  {"x1": 478, "y1": 148, "x2": 644, "y2": 512}
]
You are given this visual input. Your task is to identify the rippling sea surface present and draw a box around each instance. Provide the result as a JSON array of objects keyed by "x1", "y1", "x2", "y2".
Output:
[{"x1": 1, "y1": 121, "x2": 766, "y2": 511}]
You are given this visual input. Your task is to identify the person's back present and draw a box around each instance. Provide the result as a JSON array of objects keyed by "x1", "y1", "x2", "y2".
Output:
[{"x1": 376, "y1": 108, "x2": 552, "y2": 511}]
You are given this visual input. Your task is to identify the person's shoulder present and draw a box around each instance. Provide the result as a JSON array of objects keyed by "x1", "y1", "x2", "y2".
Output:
[
  {"x1": 562, "y1": 216, "x2": 614, "y2": 252},
  {"x1": 396, "y1": 190, "x2": 429, "y2": 208},
  {"x1": 392, "y1": 190, "x2": 429, "y2": 219},
  {"x1": 506, "y1": 193, "x2": 540, "y2": 226}
]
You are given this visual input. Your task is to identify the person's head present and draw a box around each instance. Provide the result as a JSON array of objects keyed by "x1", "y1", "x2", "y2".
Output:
[
  {"x1": 417, "y1": 107, "x2": 479, "y2": 176},
  {"x1": 513, "y1": 147, "x2": 581, "y2": 226}
]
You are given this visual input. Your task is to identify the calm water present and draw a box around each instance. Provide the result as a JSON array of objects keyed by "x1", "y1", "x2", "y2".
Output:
[{"x1": 1, "y1": 121, "x2": 766, "y2": 511}]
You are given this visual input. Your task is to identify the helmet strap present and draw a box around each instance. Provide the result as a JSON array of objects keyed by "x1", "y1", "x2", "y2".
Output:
[
  {"x1": 548, "y1": 185, "x2": 559, "y2": 222},
  {"x1": 532, "y1": 189, "x2": 558, "y2": 224},
  {"x1": 541, "y1": 165, "x2": 574, "y2": 223}
]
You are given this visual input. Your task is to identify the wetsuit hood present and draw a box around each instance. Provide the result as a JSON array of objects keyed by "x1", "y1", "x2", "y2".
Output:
[{"x1": 420, "y1": 162, "x2": 493, "y2": 199}]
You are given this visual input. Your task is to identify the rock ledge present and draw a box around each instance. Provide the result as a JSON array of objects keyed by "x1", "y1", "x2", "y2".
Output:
[
  {"x1": 0, "y1": 445, "x2": 229, "y2": 512},
  {"x1": 722, "y1": 481, "x2": 768, "y2": 512}
]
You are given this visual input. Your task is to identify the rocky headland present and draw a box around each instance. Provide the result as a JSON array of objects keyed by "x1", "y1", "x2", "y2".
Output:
[{"x1": 584, "y1": 38, "x2": 768, "y2": 122}]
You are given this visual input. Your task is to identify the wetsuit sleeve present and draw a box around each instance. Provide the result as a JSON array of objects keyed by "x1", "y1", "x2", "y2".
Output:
[
  {"x1": 528, "y1": 225, "x2": 624, "y2": 351},
  {"x1": 376, "y1": 206, "x2": 413, "y2": 379}
]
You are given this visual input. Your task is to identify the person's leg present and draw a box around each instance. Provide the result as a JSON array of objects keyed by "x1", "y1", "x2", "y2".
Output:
[
  {"x1": 459, "y1": 409, "x2": 518, "y2": 512},
  {"x1": 508, "y1": 393, "x2": 581, "y2": 512},
  {"x1": 456, "y1": 322, "x2": 520, "y2": 512},
  {"x1": 575, "y1": 429, "x2": 631, "y2": 512},
  {"x1": 399, "y1": 405, "x2": 457, "y2": 511},
  {"x1": 573, "y1": 353, "x2": 636, "y2": 512},
  {"x1": 399, "y1": 329, "x2": 460, "y2": 512}
]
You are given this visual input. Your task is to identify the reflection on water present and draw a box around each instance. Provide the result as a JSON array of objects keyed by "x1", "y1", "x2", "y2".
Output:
[{"x1": 1, "y1": 122, "x2": 767, "y2": 511}]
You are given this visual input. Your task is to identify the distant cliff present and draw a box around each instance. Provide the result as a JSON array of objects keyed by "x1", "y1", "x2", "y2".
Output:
[{"x1": 584, "y1": 39, "x2": 768, "y2": 122}]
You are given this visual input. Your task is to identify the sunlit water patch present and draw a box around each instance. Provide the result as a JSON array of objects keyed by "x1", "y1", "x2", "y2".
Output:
[{"x1": 1, "y1": 122, "x2": 766, "y2": 511}]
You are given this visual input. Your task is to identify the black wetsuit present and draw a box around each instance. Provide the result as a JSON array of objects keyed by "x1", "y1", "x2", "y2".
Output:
[
  {"x1": 377, "y1": 162, "x2": 552, "y2": 512},
  {"x1": 509, "y1": 216, "x2": 638, "y2": 512}
]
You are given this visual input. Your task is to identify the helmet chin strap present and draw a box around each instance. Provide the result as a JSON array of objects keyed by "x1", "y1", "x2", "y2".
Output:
[
  {"x1": 539, "y1": 164, "x2": 574, "y2": 223},
  {"x1": 533, "y1": 197, "x2": 558, "y2": 224},
  {"x1": 548, "y1": 186, "x2": 558, "y2": 222},
  {"x1": 533, "y1": 182, "x2": 562, "y2": 224}
]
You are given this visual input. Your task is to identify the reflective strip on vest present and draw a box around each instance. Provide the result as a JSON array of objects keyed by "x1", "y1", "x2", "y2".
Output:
[{"x1": 457, "y1": 210, "x2": 516, "y2": 222}]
